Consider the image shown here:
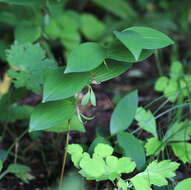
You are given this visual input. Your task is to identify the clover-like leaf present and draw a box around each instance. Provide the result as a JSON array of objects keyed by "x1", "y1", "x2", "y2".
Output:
[
  {"x1": 68, "y1": 144, "x2": 84, "y2": 168},
  {"x1": 155, "y1": 76, "x2": 169, "y2": 92},
  {"x1": 117, "y1": 157, "x2": 136, "y2": 174},
  {"x1": 79, "y1": 156, "x2": 106, "y2": 178},
  {"x1": 93, "y1": 143, "x2": 113, "y2": 158}
]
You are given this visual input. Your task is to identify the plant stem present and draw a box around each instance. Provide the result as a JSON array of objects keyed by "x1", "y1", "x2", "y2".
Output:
[
  {"x1": 154, "y1": 50, "x2": 163, "y2": 76},
  {"x1": 2, "y1": 129, "x2": 28, "y2": 163},
  {"x1": 58, "y1": 119, "x2": 71, "y2": 190}
]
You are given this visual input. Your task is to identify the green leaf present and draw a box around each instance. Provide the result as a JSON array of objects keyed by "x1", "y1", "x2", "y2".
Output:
[
  {"x1": 29, "y1": 99, "x2": 75, "y2": 132},
  {"x1": 43, "y1": 68, "x2": 90, "y2": 102},
  {"x1": 117, "y1": 132, "x2": 145, "y2": 170},
  {"x1": 0, "y1": 88, "x2": 28, "y2": 107},
  {"x1": 92, "y1": 60, "x2": 132, "y2": 83},
  {"x1": 113, "y1": 30, "x2": 143, "y2": 60},
  {"x1": 163, "y1": 120, "x2": 191, "y2": 142},
  {"x1": 45, "y1": 115, "x2": 85, "y2": 133},
  {"x1": 145, "y1": 137, "x2": 165, "y2": 156},
  {"x1": 170, "y1": 142, "x2": 191, "y2": 163},
  {"x1": 0, "y1": 160, "x2": 2, "y2": 173},
  {"x1": 131, "y1": 176, "x2": 151, "y2": 190},
  {"x1": 0, "y1": 0, "x2": 45, "y2": 6},
  {"x1": 79, "y1": 156, "x2": 106, "y2": 178},
  {"x1": 117, "y1": 178, "x2": 127, "y2": 190},
  {"x1": 65, "y1": 42, "x2": 107, "y2": 73},
  {"x1": 131, "y1": 160, "x2": 180, "y2": 189},
  {"x1": 81, "y1": 14, "x2": 106, "y2": 41},
  {"x1": 93, "y1": 0, "x2": 136, "y2": 19},
  {"x1": 14, "y1": 25, "x2": 41, "y2": 44},
  {"x1": 7, "y1": 164, "x2": 34, "y2": 183},
  {"x1": 155, "y1": 76, "x2": 169, "y2": 92},
  {"x1": 106, "y1": 156, "x2": 136, "y2": 174},
  {"x1": 68, "y1": 144, "x2": 84, "y2": 168},
  {"x1": 126, "y1": 27, "x2": 174, "y2": 49},
  {"x1": 56, "y1": 169, "x2": 87, "y2": 190},
  {"x1": 175, "y1": 178, "x2": 191, "y2": 190},
  {"x1": 0, "y1": 40, "x2": 9, "y2": 61},
  {"x1": 45, "y1": 10, "x2": 81, "y2": 51},
  {"x1": 90, "y1": 89, "x2": 96, "y2": 106},
  {"x1": 88, "y1": 137, "x2": 111, "y2": 154},
  {"x1": 135, "y1": 107, "x2": 157, "y2": 137},
  {"x1": 7, "y1": 164, "x2": 30, "y2": 174},
  {"x1": 68, "y1": 144, "x2": 83, "y2": 155},
  {"x1": 170, "y1": 61, "x2": 183, "y2": 79},
  {"x1": 107, "y1": 41, "x2": 154, "y2": 63},
  {"x1": 0, "y1": 88, "x2": 32, "y2": 122},
  {"x1": 110, "y1": 90, "x2": 138, "y2": 135},
  {"x1": 7, "y1": 43, "x2": 57, "y2": 93},
  {"x1": 0, "y1": 105, "x2": 33, "y2": 122},
  {"x1": 81, "y1": 90, "x2": 91, "y2": 106},
  {"x1": 93, "y1": 143, "x2": 113, "y2": 158}
]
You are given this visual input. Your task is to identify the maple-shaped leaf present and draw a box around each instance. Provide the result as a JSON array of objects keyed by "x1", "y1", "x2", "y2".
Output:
[
  {"x1": 135, "y1": 107, "x2": 157, "y2": 137},
  {"x1": 131, "y1": 160, "x2": 179, "y2": 190},
  {"x1": 170, "y1": 142, "x2": 191, "y2": 163},
  {"x1": 7, "y1": 42, "x2": 57, "y2": 93},
  {"x1": 144, "y1": 137, "x2": 165, "y2": 156}
]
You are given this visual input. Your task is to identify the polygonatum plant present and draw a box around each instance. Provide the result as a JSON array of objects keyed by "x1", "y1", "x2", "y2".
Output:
[{"x1": 6, "y1": 26, "x2": 175, "y2": 133}]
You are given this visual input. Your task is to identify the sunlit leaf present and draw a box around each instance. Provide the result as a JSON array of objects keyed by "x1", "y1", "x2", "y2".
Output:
[
  {"x1": 131, "y1": 160, "x2": 179, "y2": 189},
  {"x1": 170, "y1": 142, "x2": 191, "y2": 163},
  {"x1": 135, "y1": 107, "x2": 157, "y2": 137},
  {"x1": 94, "y1": 143, "x2": 113, "y2": 158}
]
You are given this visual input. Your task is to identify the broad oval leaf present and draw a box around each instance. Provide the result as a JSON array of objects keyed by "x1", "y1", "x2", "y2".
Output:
[
  {"x1": 175, "y1": 178, "x2": 191, "y2": 190},
  {"x1": 113, "y1": 30, "x2": 143, "y2": 60},
  {"x1": 92, "y1": 60, "x2": 132, "y2": 83},
  {"x1": 43, "y1": 68, "x2": 91, "y2": 102},
  {"x1": 29, "y1": 99, "x2": 75, "y2": 132},
  {"x1": 65, "y1": 42, "x2": 107, "y2": 73},
  {"x1": 45, "y1": 115, "x2": 85, "y2": 133},
  {"x1": 107, "y1": 41, "x2": 154, "y2": 63},
  {"x1": 117, "y1": 132, "x2": 145, "y2": 170},
  {"x1": 110, "y1": 90, "x2": 138, "y2": 135},
  {"x1": 126, "y1": 26, "x2": 174, "y2": 49}
]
